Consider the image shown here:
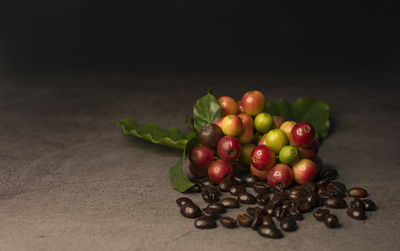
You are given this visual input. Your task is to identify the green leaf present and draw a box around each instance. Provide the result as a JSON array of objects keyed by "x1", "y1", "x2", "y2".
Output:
[
  {"x1": 168, "y1": 137, "x2": 200, "y2": 192},
  {"x1": 291, "y1": 98, "x2": 315, "y2": 122},
  {"x1": 275, "y1": 99, "x2": 294, "y2": 121},
  {"x1": 117, "y1": 119, "x2": 197, "y2": 150},
  {"x1": 193, "y1": 92, "x2": 221, "y2": 132},
  {"x1": 296, "y1": 100, "x2": 330, "y2": 140},
  {"x1": 264, "y1": 98, "x2": 331, "y2": 140},
  {"x1": 264, "y1": 102, "x2": 279, "y2": 116}
]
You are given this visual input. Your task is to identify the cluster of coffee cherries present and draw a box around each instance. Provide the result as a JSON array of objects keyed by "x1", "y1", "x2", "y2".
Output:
[{"x1": 190, "y1": 90, "x2": 321, "y2": 188}]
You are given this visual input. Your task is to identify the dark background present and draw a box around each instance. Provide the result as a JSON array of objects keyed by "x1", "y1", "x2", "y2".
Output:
[{"x1": 0, "y1": 0, "x2": 399, "y2": 75}]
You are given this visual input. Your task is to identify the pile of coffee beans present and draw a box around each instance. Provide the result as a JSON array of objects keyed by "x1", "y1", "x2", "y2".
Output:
[{"x1": 176, "y1": 168, "x2": 377, "y2": 239}]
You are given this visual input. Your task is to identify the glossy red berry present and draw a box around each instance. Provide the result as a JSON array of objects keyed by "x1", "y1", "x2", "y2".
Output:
[
  {"x1": 290, "y1": 122, "x2": 316, "y2": 148},
  {"x1": 190, "y1": 146, "x2": 214, "y2": 168},
  {"x1": 250, "y1": 145, "x2": 275, "y2": 171},
  {"x1": 217, "y1": 136, "x2": 241, "y2": 162},
  {"x1": 298, "y1": 141, "x2": 319, "y2": 159},
  {"x1": 189, "y1": 163, "x2": 208, "y2": 178},
  {"x1": 208, "y1": 160, "x2": 233, "y2": 184},
  {"x1": 267, "y1": 164, "x2": 293, "y2": 188}
]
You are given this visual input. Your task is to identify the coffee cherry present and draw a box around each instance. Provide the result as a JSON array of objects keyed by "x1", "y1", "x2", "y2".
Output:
[
  {"x1": 217, "y1": 136, "x2": 241, "y2": 162},
  {"x1": 298, "y1": 141, "x2": 319, "y2": 159},
  {"x1": 221, "y1": 115, "x2": 242, "y2": 136},
  {"x1": 292, "y1": 159, "x2": 318, "y2": 184},
  {"x1": 208, "y1": 160, "x2": 233, "y2": 184},
  {"x1": 190, "y1": 145, "x2": 214, "y2": 168},
  {"x1": 199, "y1": 123, "x2": 223, "y2": 148},
  {"x1": 258, "y1": 134, "x2": 267, "y2": 146},
  {"x1": 290, "y1": 122, "x2": 315, "y2": 148},
  {"x1": 215, "y1": 117, "x2": 223, "y2": 129},
  {"x1": 237, "y1": 113, "x2": 254, "y2": 144},
  {"x1": 237, "y1": 100, "x2": 245, "y2": 113},
  {"x1": 240, "y1": 144, "x2": 256, "y2": 165},
  {"x1": 272, "y1": 116, "x2": 285, "y2": 129},
  {"x1": 279, "y1": 145, "x2": 300, "y2": 165},
  {"x1": 189, "y1": 163, "x2": 208, "y2": 178},
  {"x1": 280, "y1": 121, "x2": 296, "y2": 139},
  {"x1": 265, "y1": 129, "x2": 289, "y2": 153},
  {"x1": 251, "y1": 145, "x2": 275, "y2": 171},
  {"x1": 254, "y1": 113, "x2": 274, "y2": 133},
  {"x1": 267, "y1": 164, "x2": 293, "y2": 188},
  {"x1": 219, "y1": 96, "x2": 238, "y2": 117},
  {"x1": 250, "y1": 164, "x2": 269, "y2": 180},
  {"x1": 242, "y1": 90, "x2": 265, "y2": 116}
]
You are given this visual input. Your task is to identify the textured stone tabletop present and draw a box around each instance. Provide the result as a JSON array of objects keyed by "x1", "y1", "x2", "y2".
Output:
[{"x1": 0, "y1": 73, "x2": 399, "y2": 250}]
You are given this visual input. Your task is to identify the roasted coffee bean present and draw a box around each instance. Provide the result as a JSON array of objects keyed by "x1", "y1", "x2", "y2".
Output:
[
  {"x1": 242, "y1": 174, "x2": 258, "y2": 187},
  {"x1": 176, "y1": 197, "x2": 193, "y2": 207},
  {"x1": 272, "y1": 186, "x2": 284, "y2": 193},
  {"x1": 237, "y1": 214, "x2": 253, "y2": 227},
  {"x1": 289, "y1": 193, "x2": 306, "y2": 204},
  {"x1": 256, "y1": 193, "x2": 270, "y2": 205},
  {"x1": 201, "y1": 186, "x2": 220, "y2": 203},
  {"x1": 220, "y1": 197, "x2": 240, "y2": 208},
  {"x1": 280, "y1": 217, "x2": 297, "y2": 231},
  {"x1": 188, "y1": 183, "x2": 202, "y2": 193},
  {"x1": 263, "y1": 202, "x2": 275, "y2": 216},
  {"x1": 313, "y1": 208, "x2": 330, "y2": 221},
  {"x1": 261, "y1": 215, "x2": 276, "y2": 228},
  {"x1": 305, "y1": 193, "x2": 319, "y2": 208},
  {"x1": 325, "y1": 183, "x2": 344, "y2": 197},
  {"x1": 202, "y1": 180, "x2": 215, "y2": 187},
  {"x1": 180, "y1": 203, "x2": 201, "y2": 218},
  {"x1": 229, "y1": 185, "x2": 246, "y2": 196},
  {"x1": 363, "y1": 199, "x2": 377, "y2": 211},
  {"x1": 274, "y1": 206, "x2": 289, "y2": 221},
  {"x1": 247, "y1": 207, "x2": 263, "y2": 217},
  {"x1": 272, "y1": 192, "x2": 289, "y2": 207},
  {"x1": 330, "y1": 181, "x2": 346, "y2": 194},
  {"x1": 218, "y1": 180, "x2": 232, "y2": 192},
  {"x1": 302, "y1": 182, "x2": 317, "y2": 193},
  {"x1": 282, "y1": 200, "x2": 294, "y2": 210},
  {"x1": 348, "y1": 187, "x2": 368, "y2": 197},
  {"x1": 220, "y1": 216, "x2": 237, "y2": 228},
  {"x1": 326, "y1": 182, "x2": 346, "y2": 197},
  {"x1": 258, "y1": 225, "x2": 283, "y2": 239},
  {"x1": 324, "y1": 197, "x2": 347, "y2": 208},
  {"x1": 316, "y1": 178, "x2": 333, "y2": 187},
  {"x1": 232, "y1": 176, "x2": 243, "y2": 185},
  {"x1": 251, "y1": 210, "x2": 263, "y2": 230},
  {"x1": 289, "y1": 186, "x2": 306, "y2": 194},
  {"x1": 202, "y1": 208, "x2": 220, "y2": 219},
  {"x1": 347, "y1": 207, "x2": 367, "y2": 220},
  {"x1": 289, "y1": 187, "x2": 306, "y2": 202},
  {"x1": 319, "y1": 168, "x2": 338, "y2": 179},
  {"x1": 324, "y1": 213, "x2": 339, "y2": 228},
  {"x1": 194, "y1": 216, "x2": 217, "y2": 229},
  {"x1": 317, "y1": 197, "x2": 325, "y2": 207},
  {"x1": 350, "y1": 198, "x2": 364, "y2": 209},
  {"x1": 288, "y1": 206, "x2": 304, "y2": 220},
  {"x1": 207, "y1": 203, "x2": 227, "y2": 213},
  {"x1": 297, "y1": 201, "x2": 312, "y2": 213},
  {"x1": 232, "y1": 176, "x2": 242, "y2": 185},
  {"x1": 317, "y1": 186, "x2": 332, "y2": 199},
  {"x1": 238, "y1": 192, "x2": 256, "y2": 204},
  {"x1": 252, "y1": 182, "x2": 271, "y2": 194}
]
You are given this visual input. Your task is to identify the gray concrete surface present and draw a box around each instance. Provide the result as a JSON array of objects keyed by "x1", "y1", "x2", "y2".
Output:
[{"x1": 0, "y1": 73, "x2": 399, "y2": 250}]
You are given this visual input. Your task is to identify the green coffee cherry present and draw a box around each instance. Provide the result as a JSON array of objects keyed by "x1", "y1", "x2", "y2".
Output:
[
  {"x1": 254, "y1": 113, "x2": 274, "y2": 134},
  {"x1": 265, "y1": 129, "x2": 289, "y2": 153},
  {"x1": 279, "y1": 145, "x2": 300, "y2": 164}
]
